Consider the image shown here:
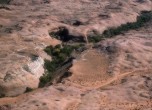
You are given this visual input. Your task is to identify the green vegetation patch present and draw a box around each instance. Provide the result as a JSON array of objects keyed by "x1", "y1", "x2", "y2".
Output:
[{"x1": 39, "y1": 44, "x2": 83, "y2": 87}]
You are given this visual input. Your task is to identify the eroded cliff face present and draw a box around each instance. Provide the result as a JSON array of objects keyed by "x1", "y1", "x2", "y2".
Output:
[{"x1": 0, "y1": 0, "x2": 152, "y2": 109}]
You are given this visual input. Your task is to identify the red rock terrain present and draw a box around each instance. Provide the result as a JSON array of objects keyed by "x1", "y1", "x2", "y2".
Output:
[{"x1": 0, "y1": 0, "x2": 152, "y2": 110}]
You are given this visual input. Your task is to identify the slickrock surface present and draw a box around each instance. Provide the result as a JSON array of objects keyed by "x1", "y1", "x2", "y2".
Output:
[
  {"x1": 0, "y1": 19, "x2": 152, "y2": 110},
  {"x1": 0, "y1": 0, "x2": 151, "y2": 96},
  {"x1": 0, "y1": 0, "x2": 152, "y2": 110}
]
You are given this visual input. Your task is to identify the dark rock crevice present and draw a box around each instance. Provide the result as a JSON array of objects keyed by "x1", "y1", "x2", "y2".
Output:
[
  {"x1": 0, "y1": 0, "x2": 11, "y2": 4},
  {"x1": 49, "y1": 27, "x2": 85, "y2": 42}
]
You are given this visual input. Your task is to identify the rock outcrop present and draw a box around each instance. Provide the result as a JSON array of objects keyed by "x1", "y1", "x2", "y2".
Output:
[
  {"x1": 0, "y1": 0, "x2": 151, "y2": 105},
  {"x1": 0, "y1": 21, "x2": 152, "y2": 109}
]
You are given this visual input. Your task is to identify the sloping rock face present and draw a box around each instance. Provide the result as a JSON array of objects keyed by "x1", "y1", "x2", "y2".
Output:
[
  {"x1": 0, "y1": 20, "x2": 152, "y2": 110},
  {"x1": 0, "y1": 0, "x2": 151, "y2": 99}
]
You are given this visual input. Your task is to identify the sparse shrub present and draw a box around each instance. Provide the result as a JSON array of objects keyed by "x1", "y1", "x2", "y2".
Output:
[
  {"x1": 88, "y1": 35, "x2": 103, "y2": 43},
  {"x1": 49, "y1": 32, "x2": 60, "y2": 39},
  {"x1": 25, "y1": 87, "x2": 33, "y2": 93},
  {"x1": 0, "y1": 94, "x2": 5, "y2": 98}
]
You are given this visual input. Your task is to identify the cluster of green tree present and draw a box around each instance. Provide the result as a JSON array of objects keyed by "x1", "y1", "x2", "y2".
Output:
[
  {"x1": 39, "y1": 44, "x2": 83, "y2": 87},
  {"x1": 88, "y1": 35, "x2": 104, "y2": 43},
  {"x1": 88, "y1": 11, "x2": 152, "y2": 43}
]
